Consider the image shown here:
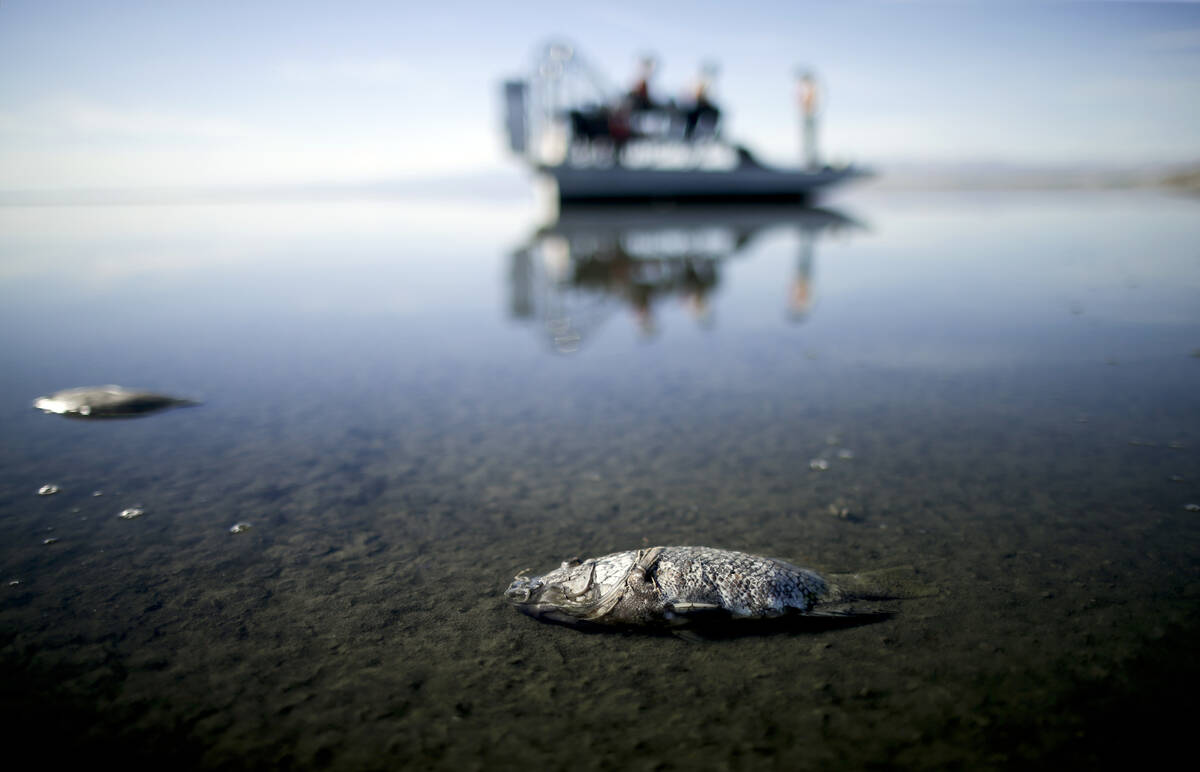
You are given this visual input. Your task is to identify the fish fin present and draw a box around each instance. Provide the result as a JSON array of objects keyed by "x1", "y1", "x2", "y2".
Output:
[
  {"x1": 786, "y1": 607, "x2": 896, "y2": 633},
  {"x1": 667, "y1": 601, "x2": 723, "y2": 614},
  {"x1": 671, "y1": 628, "x2": 715, "y2": 644},
  {"x1": 806, "y1": 604, "x2": 894, "y2": 620},
  {"x1": 673, "y1": 607, "x2": 893, "y2": 639}
]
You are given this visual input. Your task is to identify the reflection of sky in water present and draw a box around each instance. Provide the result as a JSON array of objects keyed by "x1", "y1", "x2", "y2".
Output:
[
  {"x1": 724, "y1": 193, "x2": 1198, "y2": 369},
  {"x1": 0, "y1": 200, "x2": 525, "y2": 312},
  {"x1": 1, "y1": 191, "x2": 1197, "y2": 410}
]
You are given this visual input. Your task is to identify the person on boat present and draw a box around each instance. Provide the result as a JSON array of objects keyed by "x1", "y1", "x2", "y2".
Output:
[
  {"x1": 606, "y1": 105, "x2": 633, "y2": 162},
  {"x1": 627, "y1": 55, "x2": 658, "y2": 111},
  {"x1": 683, "y1": 62, "x2": 721, "y2": 140},
  {"x1": 796, "y1": 69, "x2": 820, "y2": 169}
]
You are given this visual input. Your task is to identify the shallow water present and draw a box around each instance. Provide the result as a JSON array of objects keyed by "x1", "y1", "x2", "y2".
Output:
[{"x1": 1, "y1": 188, "x2": 1198, "y2": 769}]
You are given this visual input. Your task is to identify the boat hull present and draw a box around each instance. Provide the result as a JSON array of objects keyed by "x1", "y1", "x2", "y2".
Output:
[{"x1": 541, "y1": 164, "x2": 867, "y2": 203}]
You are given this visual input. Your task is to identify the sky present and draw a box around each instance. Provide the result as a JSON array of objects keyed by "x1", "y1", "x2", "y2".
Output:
[{"x1": 1, "y1": 1, "x2": 1199, "y2": 190}]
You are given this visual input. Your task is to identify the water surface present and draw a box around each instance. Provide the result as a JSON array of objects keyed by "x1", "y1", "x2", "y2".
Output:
[{"x1": 1, "y1": 189, "x2": 1197, "y2": 769}]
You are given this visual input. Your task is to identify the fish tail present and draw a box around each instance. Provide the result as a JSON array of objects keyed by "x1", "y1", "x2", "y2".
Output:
[{"x1": 825, "y1": 563, "x2": 941, "y2": 602}]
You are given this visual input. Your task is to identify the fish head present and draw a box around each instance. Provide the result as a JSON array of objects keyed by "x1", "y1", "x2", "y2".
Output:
[
  {"x1": 32, "y1": 386, "x2": 114, "y2": 416},
  {"x1": 32, "y1": 395, "x2": 73, "y2": 415},
  {"x1": 504, "y1": 559, "x2": 602, "y2": 626},
  {"x1": 32, "y1": 394, "x2": 98, "y2": 417}
]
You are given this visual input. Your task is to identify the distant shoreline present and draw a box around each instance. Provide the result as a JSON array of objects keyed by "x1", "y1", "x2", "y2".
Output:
[
  {"x1": 860, "y1": 163, "x2": 1200, "y2": 194},
  {"x1": 2, "y1": 164, "x2": 1198, "y2": 206}
]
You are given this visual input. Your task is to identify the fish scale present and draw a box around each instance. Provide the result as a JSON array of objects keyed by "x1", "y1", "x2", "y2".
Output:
[{"x1": 653, "y1": 547, "x2": 828, "y2": 615}]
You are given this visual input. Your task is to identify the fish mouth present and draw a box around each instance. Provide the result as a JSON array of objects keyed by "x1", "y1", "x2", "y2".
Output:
[
  {"x1": 504, "y1": 576, "x2": 594, "y2": 623},
  {"x1": 504, "y1": 577, "x2": 542, "y2": 604}
]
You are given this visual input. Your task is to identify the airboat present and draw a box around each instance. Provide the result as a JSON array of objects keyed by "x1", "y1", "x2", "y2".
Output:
[{"x1": 502, "y1": 42, "x2": 869, "y2": 203}]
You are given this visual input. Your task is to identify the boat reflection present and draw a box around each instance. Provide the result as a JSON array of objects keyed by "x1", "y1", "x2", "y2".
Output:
[{"x1": 509, "y1": 204, "x2": 860, "y2": 353}]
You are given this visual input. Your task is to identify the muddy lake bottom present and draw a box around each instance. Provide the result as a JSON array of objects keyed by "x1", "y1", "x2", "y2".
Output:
[{"x1": 1, "y1": 189, "x2": 1198, "y2": 769}]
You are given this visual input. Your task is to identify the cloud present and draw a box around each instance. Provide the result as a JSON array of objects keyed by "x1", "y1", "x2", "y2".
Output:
[
  {"x1": 0, "y1": 92, "x2": 505, "y2": 190},
  {"x1": 276, "y1": 56, "x2": 419, "y2": 85},
  {"x1": 55, "y1": 101, "x2": 259, "y2": 140},
  {"x1": 0, "y1": 98, "x2": 264, "y2": 143}
]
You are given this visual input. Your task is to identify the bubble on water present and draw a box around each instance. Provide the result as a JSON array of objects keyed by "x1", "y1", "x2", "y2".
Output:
[
  {"x1": 836, "y1": 449, "x2": 855, "y2": 460},
  {"x1": 42, "y1": 537, "x2": 58, "y2": 545},
  {"x1": 229, "y1": 522, "x2": 253, "y2": 534},
  {"x1": 37, "y1": 485, "x2": 59, "y2": 496},
  {"x1": 118, "y1": 508, "x2": 145, "y2": 520},
  {"x1": 92, "y1": 490, "x2": 103, "y2": 497},
  {"x1": 1185, "y1": 504, "x2": 1200, "y2": 513},
  {"x1": 809, "y1": 459, "x2": 829, "y2": 471}
]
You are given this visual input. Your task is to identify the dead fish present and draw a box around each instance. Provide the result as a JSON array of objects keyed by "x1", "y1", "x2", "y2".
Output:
[
  {"x1": 32, "y1": 385, "x2": 199, "y2": 419},
  {"x1": 504, "y1": 546, "x2": 899, "y2": 637}
]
